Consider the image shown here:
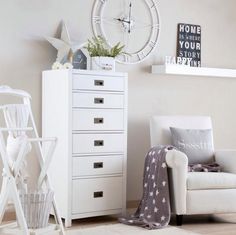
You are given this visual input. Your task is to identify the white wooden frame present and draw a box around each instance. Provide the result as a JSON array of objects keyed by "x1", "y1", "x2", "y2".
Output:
[{"x1": 0, "y1": 86, "x2": 65, "y2": 235}]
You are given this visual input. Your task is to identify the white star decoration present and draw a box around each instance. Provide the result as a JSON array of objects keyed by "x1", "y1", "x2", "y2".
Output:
[
  {"x1": 162, "y1": 162, "x2": 167, "y2": 168},
  {"x1": 161, "y1": 216, "x2": 165, "y2": 221},
  {"x1": 46, "y1": 21, "x2": 84, "y2": 63},
  {"x1": 154, "y1": 207, "x2": 158, "y2": 213},
  {"x1": 162, "y1": 181, "x2": 166, "y2": 186}
]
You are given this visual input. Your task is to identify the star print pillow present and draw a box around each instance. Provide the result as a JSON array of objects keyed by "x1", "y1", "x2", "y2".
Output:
[{"x1": 170, "y1": 127, "x2": 214, "y2": 164}]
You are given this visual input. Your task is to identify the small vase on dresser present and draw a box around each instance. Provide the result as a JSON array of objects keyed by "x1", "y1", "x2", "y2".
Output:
[{"x1": 42, "y1": 69, "x2": 128, "y2": 227}]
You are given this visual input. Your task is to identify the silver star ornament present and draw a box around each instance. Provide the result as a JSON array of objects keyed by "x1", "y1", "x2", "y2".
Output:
[{"x1": 46, "y1": 21, "x2": 84, "y2": 63}]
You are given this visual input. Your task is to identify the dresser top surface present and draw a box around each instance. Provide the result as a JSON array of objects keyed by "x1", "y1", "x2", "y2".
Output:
[{"x1": 43, "y1": 69, "x2": 127, "y2": 77}]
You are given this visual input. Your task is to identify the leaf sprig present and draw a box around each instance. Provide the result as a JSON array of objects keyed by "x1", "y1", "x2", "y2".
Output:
[{"x1": 85, "y1": 36, "x2": 125, "y2": 58}]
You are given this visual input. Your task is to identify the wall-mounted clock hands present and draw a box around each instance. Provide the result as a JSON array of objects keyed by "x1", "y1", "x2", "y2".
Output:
[
  {"x1": 115, "y1": 18, "x2": 131, "y2": 24},
  {"x1": 128, "y1": 2, "x2": 132, "y2": 33},
  {"x1": 114, "y1": 17, "x2": 134, "y2": 33},
  {"x1": 92, "y1": 0, "x2": 160, "y2": 64}
]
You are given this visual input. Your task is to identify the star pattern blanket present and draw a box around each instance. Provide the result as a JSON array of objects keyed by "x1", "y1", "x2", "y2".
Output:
[{"x1": 119, "y1": 145, "x2": 173, "y2": 229}]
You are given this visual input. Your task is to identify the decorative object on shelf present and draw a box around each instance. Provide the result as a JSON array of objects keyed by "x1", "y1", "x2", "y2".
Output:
[
  {"x1": 177, "y1": 23, "x2": 201, "y2": 67},
  {"x1": 73, "y1": 49, "x2": 87, "y2": 69},
  {"x1": 52, "y1": 61, "x2": 73, "y2": 70},
  {"x1": 165, "y1": 56, "x2": 192, "y2": 66},
  {"x1": 45, "y1": 21, "x2": 85, "y2": 64},
  {"x1": 85, "y1": 36, "x2": 125, "y2": 71},
  {"x1": 91, "y1": 56, "x2": 115, "y2": 71},
  {"x1": 52, "y1": 61, "x2": 63, "y2": 70},
  {"x1": 92, "y1": 0, "x2": 160, "y2": 64},
  {"x1": 63, "y1": 62, "x2": 73, "y2": 69}
]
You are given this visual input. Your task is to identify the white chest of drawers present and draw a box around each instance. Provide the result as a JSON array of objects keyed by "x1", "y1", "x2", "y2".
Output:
[{"x1": 42, "y1": 69, "x2": 127, "y2": 227}]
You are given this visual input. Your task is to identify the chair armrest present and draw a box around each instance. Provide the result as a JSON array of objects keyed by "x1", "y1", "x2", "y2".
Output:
[
  {"x1": 166, "y1": 149, "x2": 188, "y2": 168},
  {"x1": 215, "y1": 150, "x2": 236, "y2": 174},
  {"x1": 166, "y1": 149, "x2": 188, "y2": 214}
]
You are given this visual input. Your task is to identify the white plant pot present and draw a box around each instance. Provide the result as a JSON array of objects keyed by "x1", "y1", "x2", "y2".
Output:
[{"x1": 91, "y1": 56, "x2": 115, "y2": 72}]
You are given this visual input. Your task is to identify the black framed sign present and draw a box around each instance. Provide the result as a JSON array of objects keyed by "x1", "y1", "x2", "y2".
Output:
[{"x1": 177, "y1": 23, "x2": 201, "y2": 67}]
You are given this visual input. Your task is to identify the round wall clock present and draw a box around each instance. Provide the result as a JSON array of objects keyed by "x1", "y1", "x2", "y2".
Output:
[{"x1": 92, "y1": 0, "x2": 160, "y2": 64}]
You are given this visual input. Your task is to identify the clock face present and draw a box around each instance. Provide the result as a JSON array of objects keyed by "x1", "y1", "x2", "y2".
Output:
[{"x1": 92, "y1": 0, "x2": 160, "y2": 64}]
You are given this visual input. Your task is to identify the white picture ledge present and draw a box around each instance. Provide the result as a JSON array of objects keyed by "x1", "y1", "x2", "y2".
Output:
[{"x1": 151, "y1": 64, "x2": 236, "y2": 78}]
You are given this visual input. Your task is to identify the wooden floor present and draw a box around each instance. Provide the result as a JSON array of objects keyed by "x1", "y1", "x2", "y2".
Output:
[
  {"x1": 171, "y1": 213, "x2": 236, "y2": 235},
  {"x1": 68, "y1": 211, "x2": 236, "y2": 235},
  {"x1": 60, "y1": 210, "x2": 236, "y2": 235},
  {"x1": 3, "y1": 210, "x2": 236, "y2": 235}
]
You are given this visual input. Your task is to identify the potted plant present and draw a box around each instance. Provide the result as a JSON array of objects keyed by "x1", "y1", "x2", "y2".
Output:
[{"x1": 85, "y1": 36, "x2": 125, "y2": 71}]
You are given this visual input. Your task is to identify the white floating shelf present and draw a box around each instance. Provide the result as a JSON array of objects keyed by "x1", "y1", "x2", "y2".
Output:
[{"x1": 151, "y1": 64, "x2": 236, "y2": 78}]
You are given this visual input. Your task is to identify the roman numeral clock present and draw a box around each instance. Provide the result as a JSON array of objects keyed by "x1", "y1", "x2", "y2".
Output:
[{"x1": 92, "y1": 0, "x2": 160, "y2": 64}]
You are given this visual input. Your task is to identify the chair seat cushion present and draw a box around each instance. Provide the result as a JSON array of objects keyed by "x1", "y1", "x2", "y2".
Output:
[{"x1": 187, "y1": 172, "x2": 236, "y2": 190}]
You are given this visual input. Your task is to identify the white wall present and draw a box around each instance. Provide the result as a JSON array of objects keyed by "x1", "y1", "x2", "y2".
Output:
[{"x1": 0, "y1": 0, "x2": 236, "y2": 201}]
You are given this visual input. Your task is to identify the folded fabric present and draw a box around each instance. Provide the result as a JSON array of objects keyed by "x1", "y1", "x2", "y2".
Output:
[
  {"x1": 188, "y1": 162, "x2": 221, "y2": 172},
  {"x1": 3, "y1": 104, "x2": 31, "y2": 194}
]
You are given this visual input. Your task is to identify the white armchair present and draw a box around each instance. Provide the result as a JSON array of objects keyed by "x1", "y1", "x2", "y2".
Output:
[{"x1": 150, "y1": 116, "x2": 236, "y2": 225}]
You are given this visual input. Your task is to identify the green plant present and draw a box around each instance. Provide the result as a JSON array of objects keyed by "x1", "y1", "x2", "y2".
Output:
[{"x1": 85, "y1": 36, "x2": 125, "y2": 58}]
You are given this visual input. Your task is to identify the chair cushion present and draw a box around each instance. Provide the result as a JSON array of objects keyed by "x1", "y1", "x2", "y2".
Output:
[
  {"x1": 187, "y1": 172, "x2": 236, "y2": 190},
  {"x1": 170, "y1": 127, "x2": 214, "y2": 164}
]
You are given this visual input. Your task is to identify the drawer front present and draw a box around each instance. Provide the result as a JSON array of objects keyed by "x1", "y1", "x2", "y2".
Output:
[
  {"x1": 72, "y1": 92, "x2": 124, "y2": 109},
  {"x1": 72, "y1": 109, "x2": 124, "y2": 131},
  {"x1": 72, "y1": 74, "x2": 124, "y2": 91},
  {"x1": 72, "y1": 155, "x2": 123, "y2": 177},
  {"x1": 72, "y1": 133, "x2": 124, "y2": 154},
  {"x1": 72, "y1": 177, "x2": 123, "y2": 214}
]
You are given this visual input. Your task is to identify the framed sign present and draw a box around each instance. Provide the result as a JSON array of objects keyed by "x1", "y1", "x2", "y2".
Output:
[
  {"x1": 177, "y1": 23, "x2": 201, "y2": 67},
  {"x1": 73, "y1": 49, "x2": 87, "y2": 70}
]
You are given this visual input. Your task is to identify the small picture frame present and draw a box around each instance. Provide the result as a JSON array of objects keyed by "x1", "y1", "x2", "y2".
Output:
[
  {"x1": 73, "y1": 48, "x2": 90, "y2": 70},
  {"x1": 177, "y1": 23, "x2": 201, "y2": 67}
]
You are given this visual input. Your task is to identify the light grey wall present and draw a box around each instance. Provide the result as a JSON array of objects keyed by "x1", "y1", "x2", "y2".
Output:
[{"x1": 0, "y1": 0, "x2": 236, "y2": 201}]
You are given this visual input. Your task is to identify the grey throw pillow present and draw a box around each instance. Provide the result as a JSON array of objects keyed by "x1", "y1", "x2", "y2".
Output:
[{"x1": 170, "y1": 127, "x2": 214, "y2": 164}]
